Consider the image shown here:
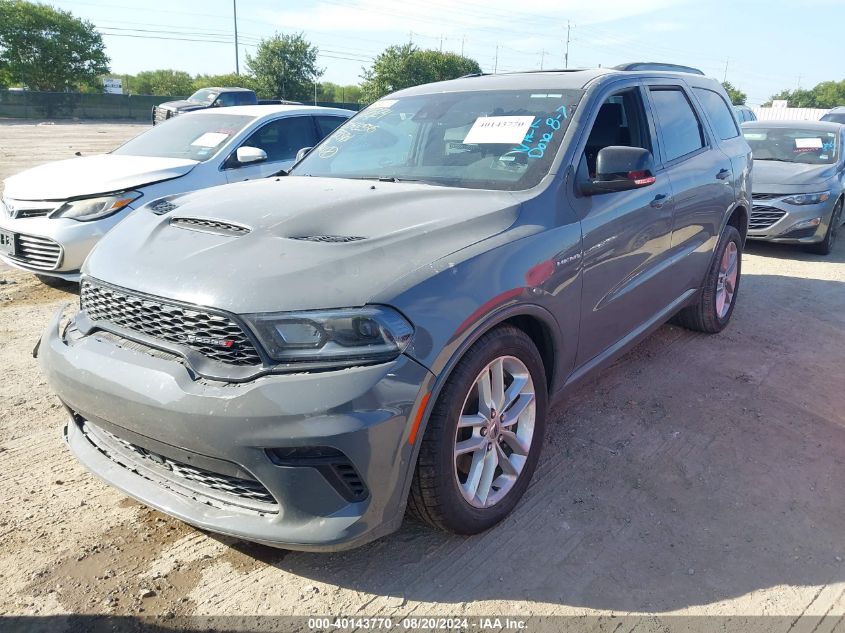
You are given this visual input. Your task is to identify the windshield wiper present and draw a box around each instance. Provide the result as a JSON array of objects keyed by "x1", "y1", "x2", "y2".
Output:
[{"x1": 755, "y1": 158, "x2": 795, "y2": 163}]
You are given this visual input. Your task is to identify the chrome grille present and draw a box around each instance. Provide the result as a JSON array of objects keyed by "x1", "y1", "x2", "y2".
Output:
[
  {"x1": 750, "y1": 205, "x2": 786, "y2": 230},
  {"x1": 8, "y1": 233, "x2": 62, "y2": 270},
  {"x1": 153, "y1": 107, "x2": 171, "y2": 124},
  {"x1": 80, "y1": 279, "x2": 262, "y2": 366},
  {"x1": 81, "y1": 418, "x2": 278, "y2": 512},
  {"x1": 170, "y1": 217, "x2": 251, "y2": 236}
]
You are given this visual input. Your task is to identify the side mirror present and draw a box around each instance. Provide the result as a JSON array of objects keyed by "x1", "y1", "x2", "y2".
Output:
[
  {"x1": 236, "y1": 146, "x2": 268, "y2": 165},
  {"x1": 295, "y1": 146, "x2": 313, "y2": 162},
  {"x1": 581, "y1": 146, "x2": 656, "y2": 196}
]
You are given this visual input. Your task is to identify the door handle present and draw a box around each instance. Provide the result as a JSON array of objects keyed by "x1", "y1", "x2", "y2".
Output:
[
  {"x1": 716, "y1": 168, "x2": 731, "y2": 180},
  {"x1": 650, "y1": 194, "x2": 670, "y2": 208}
]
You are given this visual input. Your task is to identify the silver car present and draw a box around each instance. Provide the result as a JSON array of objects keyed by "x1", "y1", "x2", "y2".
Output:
[{"x1": 742, "y1": 120, "x2": 845, "y2": 254}]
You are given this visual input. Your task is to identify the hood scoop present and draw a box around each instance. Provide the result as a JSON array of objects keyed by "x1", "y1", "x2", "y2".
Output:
[
  {"x1": 290, "y1": 235, "x2": 365, "y2": 243},
  {"x1": 170, "y1": 217, "x2": 251, "y2": 237}
]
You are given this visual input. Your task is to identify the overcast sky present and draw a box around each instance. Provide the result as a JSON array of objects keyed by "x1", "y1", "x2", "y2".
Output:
[{"x1": 51, "y1": 0, "x2": 845, "y2": 106}]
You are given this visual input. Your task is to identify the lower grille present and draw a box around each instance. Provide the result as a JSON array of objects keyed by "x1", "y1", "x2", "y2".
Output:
[
  {"x1": 8, "y1": 233, "x2": 62, "y2": 270},
  {"x1": 750, "y1": 205, "x2": 786, "y2": 230},
  {"x1": 80, "y1": 279, "x2": 262, "y2": 366},
  {"x1": 80, "y1": 418, "x2": 278, "y2": 513}
]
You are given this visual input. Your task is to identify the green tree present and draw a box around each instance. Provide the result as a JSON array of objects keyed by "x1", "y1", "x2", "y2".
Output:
[
  {"x1": 193, "y1": 72, "x2": 253, "y2": 92},
  {"x1": 764, "y1": 80, "x2": 845, "y2": 108},
  {"x1": 0, "y1": 0, "x2": 109, "y2": 91},
  {"x1": 246, "y1": 33, "x2": 322, "y2": 101},
  {"x1": 360, "y1": 44, "x2": 481, "y2": 103},
  {"x1": 131, "y1": 69, "x2": 194, "y2": 96},
  {"x1": 721, "y1": 81, "x2": 746, "y2": 106}
]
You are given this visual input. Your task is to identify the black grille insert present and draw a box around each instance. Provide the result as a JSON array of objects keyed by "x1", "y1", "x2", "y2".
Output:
[
  {"x1": 80, "y1": 418, "x2": 278, "y2": 512},
  {"x1": 750, "y1": 205, "x2": 787, "y2": 230},
  {"x1": 80, "y1": 279, "x2": 262, "y2": 366},
  {"x1": 149, "y1": 199, "x2": 178, "y2": 214},
  {"x1": 291, "y1": 235, "x2": 365, "y2": 243},
  {"x1": 266, "y1": 446, "x2": 368, "y2": 502}
]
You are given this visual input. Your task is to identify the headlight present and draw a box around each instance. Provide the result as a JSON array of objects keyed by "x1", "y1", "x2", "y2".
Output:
[
  {"x1": 782, "y1": 191, "x2": 830, "y2": 205},
  {"x1": 245, "y1": 306, "x2": 414, "y2": 368},
  {"x1": 54, "y1": 191, "x2": 143, "y2": 221}
]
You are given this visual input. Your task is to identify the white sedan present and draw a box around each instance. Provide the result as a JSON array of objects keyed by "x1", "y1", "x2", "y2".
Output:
[{"x1": 0, "y1": 105, "x2": 352, "y2": 281}]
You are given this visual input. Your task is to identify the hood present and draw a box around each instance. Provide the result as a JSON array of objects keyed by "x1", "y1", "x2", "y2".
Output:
[
  {"x1": 158, "y1": 100, "x2": 206, "y2": 112},
  {"x1": 752, "y1": 160, "x2": 837, "y2": 190},
  {"x1": 85, "y1": 177, "x2": 522, "y2": 313},
  {"x1": 3, "y1": 154, "x2": 198, "y2": 201}
]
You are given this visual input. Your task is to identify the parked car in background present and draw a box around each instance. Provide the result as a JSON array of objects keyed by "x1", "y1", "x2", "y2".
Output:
[
  {"x1": 40, "y1": 65, "x2": 751, "y2": 550},
  {"x1": 1, "y1": 105, "x2": 351, "y2": 281},
  {"x1": 734, "y1": 104, "x2": 757, "y2": 122},
  {"x1": 820, "y1": 106, "x2": 845, "y2": 124},
  {"x1": 152, "y1": 87, "x2": 257, "y2": 124},
  {"x1": 742, "y1": 120, "x2": 844, "y2": 254}
]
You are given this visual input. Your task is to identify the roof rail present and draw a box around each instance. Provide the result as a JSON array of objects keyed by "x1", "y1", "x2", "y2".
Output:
[{"x1": 614, "y1": 62, "x2": 704, "y2": 75}]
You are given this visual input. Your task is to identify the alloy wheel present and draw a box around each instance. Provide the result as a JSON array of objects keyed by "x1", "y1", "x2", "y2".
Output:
[
  {"x1": 716, "y1": 241, "x2": 738, "y2": 319},
  {"x1": 453, "y1": 355, "x2": 536, "y2": 508}
]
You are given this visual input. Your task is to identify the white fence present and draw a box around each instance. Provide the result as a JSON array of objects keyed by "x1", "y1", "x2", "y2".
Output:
[{"x1": 751, "y1": 107, "x2": 829, "y2": 121}]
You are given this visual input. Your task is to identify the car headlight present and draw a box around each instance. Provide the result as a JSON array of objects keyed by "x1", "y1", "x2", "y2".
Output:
[
  {"x1": 782, "y1": 191, "x2": 830, "y2": 205},
  {"x1": 245, "y1": 306, "x2": 414, "y2": 368},
  {"x1": 54, "y1": 191, "x2": 143, "y2": 221}
]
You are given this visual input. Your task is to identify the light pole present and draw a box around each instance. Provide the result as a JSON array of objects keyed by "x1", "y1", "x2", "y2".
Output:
[{"x1": 233, "y1": 0, "x2": 240, "y2": 75}]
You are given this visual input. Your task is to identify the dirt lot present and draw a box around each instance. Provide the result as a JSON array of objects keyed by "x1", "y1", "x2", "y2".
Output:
[{"x1": 1, "y1": 120, "x2": 844, "y2": 628}]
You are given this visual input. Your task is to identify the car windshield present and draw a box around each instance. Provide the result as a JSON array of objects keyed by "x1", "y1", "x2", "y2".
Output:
[
  {"x1": 112, "y1": 113, "x2": 254, "y2": 161},
  {"x1": 820, "y1": 112, "x2": 845, "y2": 124},
  {"x1": 744, "y1": 127, "x2": 839, "y2": 164},
  {"x1": 291, "y1": 89, "x2": 583, "y2": 191},
  {"x1": 188, "y1": 89, "x2": 218, "y2": 105}
]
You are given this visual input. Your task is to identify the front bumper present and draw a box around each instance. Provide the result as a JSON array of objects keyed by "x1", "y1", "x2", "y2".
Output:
[
  {"x1": 0, "y1": 210, "x2": 132, "y2": 278},
  {"x1": 747, "y1": 196, "x2": 836, "y2": 244},
  {"x1": 39, "y1": 308, "x2": 433, "y2": 551}
]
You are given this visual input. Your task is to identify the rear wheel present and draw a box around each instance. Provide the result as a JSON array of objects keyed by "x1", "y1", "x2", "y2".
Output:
[
  {"x1": 805, "y1": 199, "x2": 842, "y2": 256},
  {"x1": 675, "y1": 225, "x2": 742, "y2": 333},
  {"x1": 408, "y1": 326, "x2": 547, "y2": 534}
]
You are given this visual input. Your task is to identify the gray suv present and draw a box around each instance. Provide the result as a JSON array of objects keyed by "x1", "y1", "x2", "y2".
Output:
[{"x1": 39, "y1": 67, "x2": 751, "y2": 551}]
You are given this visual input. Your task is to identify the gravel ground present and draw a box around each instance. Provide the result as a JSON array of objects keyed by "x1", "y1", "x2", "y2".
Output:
[{"x1": 1, "y1": 120, "x2": 844, "y2": 628}]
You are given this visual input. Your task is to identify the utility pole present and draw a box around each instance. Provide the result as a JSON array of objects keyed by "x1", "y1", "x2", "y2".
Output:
[
  {"x1": 440, "y1": 35, "x2": 444, "y2": 52},
  {"x1": 723, "y1": 58, "x2": 729, "y2": 82},
  {"x1": 233, "y1": 0, "x2": 240, "y2": 75},
  {"x1": 564, "y1": 21, "x2": 572, "y2": 69},
  {"x1": 409, "y1": 30, "x2": 413, "y2": 45},
  {"x1": 540, "y1": 49, "x2": 546, "y2": 70},
  {"x1": 494, "y1": 45, "x2": 499, "y2": 74},
  {"x1": 461, "y1": 35, "x2": 465, "y2": 57}
]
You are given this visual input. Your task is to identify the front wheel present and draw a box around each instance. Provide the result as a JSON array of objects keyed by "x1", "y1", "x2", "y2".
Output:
[
  {"x1": 675, "y1": 224, "x2": 742, "y2": 333},
  {"x1": 805, "y1": 198, "x2": 842, "y2": 256},
  {"x1": 408, "y1": 326, "x2": 548, "y2": 534}
]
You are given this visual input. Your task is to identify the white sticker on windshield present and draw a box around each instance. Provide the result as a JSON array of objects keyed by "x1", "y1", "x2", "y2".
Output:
[
  {"x1": 743, "y1": 132, "x2": 766, "y2": 140},
  {"x1": 191, "y1": 132, "x2": 229, "y2": 148},
  {"x1": 370, "y1": 99, "x2": 398, "y2": 109},
  {"x1": 795, "y1": 137, "x2": 823, "y2": 149},
  {"x1": 463, "y1": 116, "x2": 536, "y2": 144}
]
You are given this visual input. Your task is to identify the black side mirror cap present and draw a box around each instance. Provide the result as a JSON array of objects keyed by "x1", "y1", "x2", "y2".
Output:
[{"x1": 581, "y1": 146, "x2": 656, "y2": 196}]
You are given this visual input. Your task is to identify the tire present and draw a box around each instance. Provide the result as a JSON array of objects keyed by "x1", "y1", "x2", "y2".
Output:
[
  {"x1": 675, "y1": 224, "x2": 742, "y2": 334},
  {"x1": 408, "y1": 325, "x2": 548, "y2": 534},
  {"x1": 805, "y1": 199, "x2": 842, "y2": 256}
]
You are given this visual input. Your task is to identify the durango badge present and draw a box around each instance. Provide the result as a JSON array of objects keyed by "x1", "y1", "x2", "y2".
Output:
[{"x1": 184, "y1": 334, "x2": 234, "y2": 348}]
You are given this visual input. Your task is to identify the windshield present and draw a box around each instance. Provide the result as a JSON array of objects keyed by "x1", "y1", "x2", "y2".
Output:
[
  {"x1": 113, "y1": 113, "x2": 254, "y2": 161},
  {"x1": 744, "y1": 127, "x2": 839, "y2": 164},
  {"x1": 188, "y1": 89, "x2": 218, "y2": 105},
  {"x1": 820, "y1": 112, "x2": 845, "y2": 124},
  {"x1": 291, "y1": 89, "x2": 583, "y2": 191}
]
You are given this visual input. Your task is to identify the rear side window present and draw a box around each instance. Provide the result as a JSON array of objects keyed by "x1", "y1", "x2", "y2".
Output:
[
  {"x1": 649, "y1": 88, "x2": 705, "y2": 162},
  {"x1": 694, "y1": 88, "x2": 739, "y2": 140},
  {"x1": 238, "y1": 116, "x2": 317, "y2": 163},
  {"x1": 314, "y1": 116, "x2": 346, "y2": 140}
]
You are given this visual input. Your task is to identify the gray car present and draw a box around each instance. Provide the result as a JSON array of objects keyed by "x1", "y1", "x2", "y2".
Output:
[
  {"x1": 39, "y1": 67, "x2": 751, "y2": 551},
  {"x1": 742, "y1": 120, "x2": 845, "y2": 254}
]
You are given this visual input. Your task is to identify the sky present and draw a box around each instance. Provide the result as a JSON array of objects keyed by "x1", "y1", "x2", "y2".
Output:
[{"x1": 48, "y1": 0, "x2": 845, "y2": 106}]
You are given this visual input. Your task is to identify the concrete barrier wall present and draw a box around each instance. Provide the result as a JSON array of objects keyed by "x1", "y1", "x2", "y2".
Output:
[{"x1": 0, "y1": 91, "x2": 362, "y2": 120}]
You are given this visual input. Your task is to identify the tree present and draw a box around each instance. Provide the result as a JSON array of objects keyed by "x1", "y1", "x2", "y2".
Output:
[
  {"x1": 360, "y1": 44, "x2": 481, "y2": 103},
  {"x1": 0, "y1": 0, "x2": 109, "y2": 91},
  {"x1": 721, "y1": 81, "x2": 746, "y2": 106},
  {"x1": 130, "y1": 69, "x2": 194, "y2": 96},
  {"x1": 246, "y1": 33, "x2": 322, "y2": 102},
  {"x1": 193, "y1": 72, "x2": 253, "y2": 92},
  {"x1": 764, "y1": 80, "x2": 845, "y2": 108}
]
